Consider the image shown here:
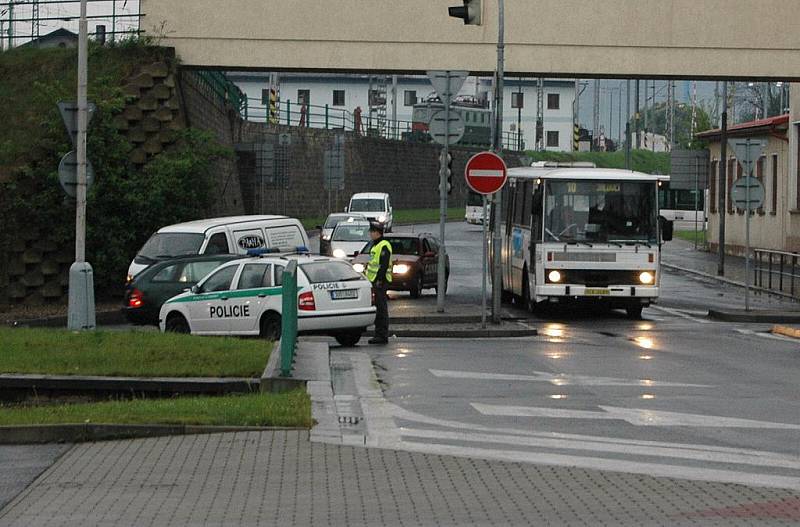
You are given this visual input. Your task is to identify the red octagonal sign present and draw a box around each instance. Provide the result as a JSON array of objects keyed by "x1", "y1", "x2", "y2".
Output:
[{"x1": 465, "y1": 151, "x2": 508, "y2": 195}]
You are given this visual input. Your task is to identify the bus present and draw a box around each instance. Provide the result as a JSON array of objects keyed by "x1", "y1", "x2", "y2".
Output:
[
  {"x1": 497, "y1": 163, "x2": 673, "y2": 318},
  {"x1": 658, "y1": 180, "x2": 706, "y2": 232},
  {"x1": 465, "y1": 189, "x2": 490, "y2": 224}
]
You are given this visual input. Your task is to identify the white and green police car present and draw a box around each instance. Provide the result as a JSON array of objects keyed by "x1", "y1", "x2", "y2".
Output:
[{"x1": 158, "y1": 253, "x2": 376, "y2": 347}]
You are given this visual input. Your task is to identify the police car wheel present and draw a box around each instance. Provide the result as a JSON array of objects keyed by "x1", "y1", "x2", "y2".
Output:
[
  {"x1": 334, "y1": 331, "x2": 362, "y2": 348},
  {"x1": 260, "y1": 312, "x2": 282, "y2": 340},
  {"x1": 165, "y1": 313, "x2": 190, "y2": 334}
]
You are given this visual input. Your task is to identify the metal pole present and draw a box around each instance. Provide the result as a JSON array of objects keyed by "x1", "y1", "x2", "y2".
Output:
[
  {"x1": 7, "y1": 0, "x2": 12, "y2": 49},
  {"x1": 694, "y1": 157, "x2": 699, "y2": 250},
  {"x1": 481, "y1": 194, "x2": 488, "y2": 328},
  {"x1": 574, "y1": 78, "x2": 580, "y2": 151},
  {"x1": 517, "y1": 76, "x2": 522, "y2": 151},
  {"x1": 625, "y1": 79, "x2": 631, "y2": 169},
  {"x1": 391, "y1": 74, "x2": 398, "y2": 139},
  {"x1": 491, "y1": 0, "x2": 504, "y2": 324},
  {"x1": 745, "y1": 139, "x2": 751, "y2": 311},
  {"x1": 718, "y1": 82, "x2": 728, "y2": 276},
  {"x1": 437, "y1": 72, "x2": 450, "y2": 313},
  {"x1": 111, "y1": 0, "x2": 116, "y2": 43},
  {"x1": 635, "y1": 80, "x2": 641, "y2": 149}
]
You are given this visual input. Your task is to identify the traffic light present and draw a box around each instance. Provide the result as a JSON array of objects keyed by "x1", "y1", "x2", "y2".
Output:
[
  {"x1": 448, "y1": 0, "x2": 482, "y2": 25},
  {"x1": 440, "y1": 151, "x2": 454, "y2": 195}
]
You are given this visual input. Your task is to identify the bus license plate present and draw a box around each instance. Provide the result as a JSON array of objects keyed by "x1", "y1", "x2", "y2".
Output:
[
  {"x1": 331, "y1": 289, "x2": 358, "y2": 300},
  {"x1": 584, "y1": 288, "x2": 610, "y2": 296}
]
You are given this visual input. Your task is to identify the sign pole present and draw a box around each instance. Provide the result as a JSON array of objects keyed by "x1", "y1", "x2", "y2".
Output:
[
  {"x1": 437, "y1": 77, "x2": 450, "y2": 313},
  {"x1": 745, "y1": 140, "x2": 751, "y2": 312},
  {"x1": 481, "y1": 194, "x2": 488, "y2": 328}
]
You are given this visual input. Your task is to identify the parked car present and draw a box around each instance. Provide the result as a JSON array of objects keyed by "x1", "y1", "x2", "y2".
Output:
[
  {"x1": 352, "y1": 232, "x2": 449, "y2": 298},
  {"x1": 128, "y1": 215, "x2": 310, "y2": 280},
  {"x1": 317, "y1": 213, "x2": 367, "y2": 256},
  {"x1": 159, "y1": 253, "x2": 376, "y2": 347},
  {"x1": 329, "y1": 219, "x2": 371, "y2": 259},
  {"x1": 345, "y1": 192, "x2": 393, "y2": 231},
  {"x1": 123, "y1": 254, "x2": 240, "y2": 325}
]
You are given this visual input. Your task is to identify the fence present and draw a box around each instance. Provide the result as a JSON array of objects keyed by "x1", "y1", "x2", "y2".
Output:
[
  {"x1": 244, "y1": 97, "x2": 525, "y2": 150},
  {"x1": 754, "y1": 248, "x2": 800, "y2": 300},
  {"x1": 279, "y1": 260, "x2": 298, "y2": 377},
  {"x1": 195, "y1": 70, "x2": 247, "y2": 118}
]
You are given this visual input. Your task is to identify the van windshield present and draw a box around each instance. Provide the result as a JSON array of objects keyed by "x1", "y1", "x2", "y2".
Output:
[
  {"x1": 136, "y1": 233, "x2": 205, "y2": 263},
  {"x1": 349, "y1": 199, "x2": 385, "y2": 213}
]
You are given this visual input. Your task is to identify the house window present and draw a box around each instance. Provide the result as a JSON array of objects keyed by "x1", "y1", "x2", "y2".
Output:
[
  {"x1": 756, "y1": 156, "x2": 765, "y2": 215},
  {"x1": 369, "y1": 89, "x2": 385, "y2": 107},
  {"x1": 404, "y1": 90, "x2": 417, "y2": 106},
  {"x1": 297, "y1": 89, "x2": 310, "y2": 106},
  {"x1": 546, "y1": 131, "x2": 559, "y2": 148},
  {"x1": 771, "y1": 153, "x2": 779, "y2": 215},
  {"x1": 797, "y1": 124, "x2": 800, "y2": 209},
  {"x1": 727, "y1": 159, "x2": 736, "y2": 214},
  {"x1": 332, "y1": 90, "x2": 345, "y2": 107},
  {"x1": 547, "y1": 93, "x2": 560, "y2": 110},
  {"x1": 709, "y1": 160, "x2": 718, "y2": 214},
  {"x1": 511, "y1": 92, "x2": 524, "y2": 109}
]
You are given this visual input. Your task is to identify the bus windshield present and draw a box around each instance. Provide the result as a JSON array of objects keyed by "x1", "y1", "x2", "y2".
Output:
[
  {"x1": 467, "y1": 191, "x2": 483, "y2": 206},
  {"x1": 544, "y1": 180, "x2": 657, "y2": 244}
]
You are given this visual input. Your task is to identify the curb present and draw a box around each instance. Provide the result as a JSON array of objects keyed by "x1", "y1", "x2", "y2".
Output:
[
  {"x1": 662, "y1": 262, "x2": 800, "y2": 302},
  {"x1": 7, "y1": 309, "x2": 127, "y2": 328},
  {"x1": 0, "y1": 423, "x2": 307, "y2": 445},
  {"x1": 708, "y1": 309, "x2": 800, "y2": 323},
  {"x1": 0, "y1": 374, "x2": 260, "y2": 397},
  {"x1": 389, "y1": 314, "x2": 527, "y2": 325},
  {"x1": 772, "y1": 325, "x2": 800, "y2": 339},
  {"x1": 366, "y1": 327, "x2": 538, "y2": 339}
]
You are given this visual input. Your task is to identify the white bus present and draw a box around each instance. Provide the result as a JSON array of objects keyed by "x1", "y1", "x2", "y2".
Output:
[{"x1": 497, "y1": 163, "x2": 673, "y2": 319}]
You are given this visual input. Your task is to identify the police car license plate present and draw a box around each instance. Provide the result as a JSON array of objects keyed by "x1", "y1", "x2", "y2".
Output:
[
  {"x1": 584, "y1": 288, "x2": 610, "y2": 296},
  {"x1": 331, "y1": 289, "x2": 358, "y2": 300}
]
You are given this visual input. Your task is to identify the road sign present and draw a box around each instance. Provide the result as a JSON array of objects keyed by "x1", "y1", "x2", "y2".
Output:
[
  {"x1": 426, "y1": 70, "x2": 468, "y2": 102},
  {"x1": 278, "y1": 132, "x2": 292, "y2": 146},
  {"x1": 429, "y1": 109, "x2": 465, "y2": 146},
  {"x1": 731, "y1": 176, "x2": 765, "y2": 211},
  {"x1": 57, "y1": 100, "x2": 96, "y2": 148},
  {"x1": 729, "y1": 139, "x2": 765, "y2": 177},
  {"x1": 58, "y1": 150, "x2": 95, "y2": 198},
  {"x1": 465, "y1": 152, "x2": 508, "y2": 195}
]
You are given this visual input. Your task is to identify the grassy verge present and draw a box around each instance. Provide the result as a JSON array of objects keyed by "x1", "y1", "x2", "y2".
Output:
[
  {"x1": 674, "y1": 230, "x2": 707, "y2": 244},
  {"x1": 0, "y1": 390, "x2": 311, "y2": 428},
  {"x1": 0, "y1": 328, "x2": 270, "y2": 378}
]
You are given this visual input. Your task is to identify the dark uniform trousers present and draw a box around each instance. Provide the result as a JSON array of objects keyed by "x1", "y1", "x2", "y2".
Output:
[{"x1": 372, "y1": 280, "x2": 389, "y2": 340}]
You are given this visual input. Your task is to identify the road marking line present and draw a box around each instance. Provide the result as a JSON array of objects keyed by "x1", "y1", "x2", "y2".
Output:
[
  {"x1": 430, "y1": 369, "x2": 713, "y2": 388},
  {"x1": 398, "y1": 427, "x2": 800, "y2": 471},
  {"x1": 651, "y1": 305, "x2": 711, "y2": 323},
  {"x1": 395, "y1": 440, "x2": 800, "y2": 491},
  {"x1": 472, "y1": 403, "x2": 800, "y2": 430},
  {"x1": 468, "y1": 169, "x2": 505, "y2": 178}
]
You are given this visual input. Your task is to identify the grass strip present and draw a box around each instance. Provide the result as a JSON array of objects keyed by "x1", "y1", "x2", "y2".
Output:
[
  {"x1": 0, "y1": 328, "x2": 270, "y2": 378},
  {"x1": 0, "y1": 390, "x2": 311, "y2": 428}
]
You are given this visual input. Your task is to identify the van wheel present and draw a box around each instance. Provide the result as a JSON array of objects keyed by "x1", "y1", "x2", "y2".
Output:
[
  {"x1": 260, "y1": 312, "x2": 282, "y2": 340},
  {"x1": 626, "y1": 305, "x2": 644, "y2": 320},
  {"x1": 335, "y1": 330, "x2": 362, "y2": 347},
  {"x1": 409, "y1": 274, "x2": 423, "y2": 298},
  {"x1": 165, "y1": 313, "x2": 190, "y2": 334}
]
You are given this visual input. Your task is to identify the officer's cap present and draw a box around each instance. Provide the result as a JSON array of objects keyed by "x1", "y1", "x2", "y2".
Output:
[{"x1": 369, "y1": 221, "x2": 384, "y2": 233}]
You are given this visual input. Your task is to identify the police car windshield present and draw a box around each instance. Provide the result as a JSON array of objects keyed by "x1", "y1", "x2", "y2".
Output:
[
  {"x1": 332, "y1": 223, "x2": 370, "y2": 241},
  {"x1": 138, "y1": 233, "x2": 205, "y2": 260},
  {"x1": 349, "y1": 199, "x2": 385, "y2": 213},
  {"x1": 301, "y1": 261, "x2": 363, "y2": 283}
]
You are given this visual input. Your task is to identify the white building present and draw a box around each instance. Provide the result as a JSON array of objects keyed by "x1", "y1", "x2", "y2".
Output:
[{"x1": 227, "y1": 72, "x2": 576, "y2": 152}]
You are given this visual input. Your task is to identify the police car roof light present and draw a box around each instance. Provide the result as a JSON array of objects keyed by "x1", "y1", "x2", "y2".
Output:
[
  {"x1": 295, "y1": 246, "x2": 309, "y2": 253},
  {"x1": 247, "y1": 247, "x2": 281, "y2": 256}
]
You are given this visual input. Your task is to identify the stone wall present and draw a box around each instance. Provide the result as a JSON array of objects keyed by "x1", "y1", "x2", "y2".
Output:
[{"x1": 236, "y1": 123, "x2": 526, "y2": 219}]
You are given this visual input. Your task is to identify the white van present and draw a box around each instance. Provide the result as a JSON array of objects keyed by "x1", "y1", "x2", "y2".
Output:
[
  {"x1": 346, "y1": 192, "x2": 393, "y2": 232},
  {"x1": 128, "y1": 215, "x2": 310, "y2": 279}
]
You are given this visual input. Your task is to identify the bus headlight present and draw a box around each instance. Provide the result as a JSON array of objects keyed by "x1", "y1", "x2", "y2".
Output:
[
  {"x1": 333, "y1": 249, "x2": 347, "y2": 259},
  {"x1": 639, "y1": 271, "x2": 654, "y2": 285},
  {"x1": 353, "y1": 263, "x2": 365, "y2": 274},
  {"x1": 547, "y1": 270, "x2": 562, "y2": 283},
  {"x1": 393, "y1": 264, "x2": 410, "y2": 275}
]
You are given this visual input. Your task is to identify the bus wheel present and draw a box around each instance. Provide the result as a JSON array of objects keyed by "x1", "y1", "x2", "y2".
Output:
[
  {"x1": 626, "y1": 305, "x2": 644, "y2": 320},
  {"x1": 522, "y1": 274, "x2": 535, "y2": 313}
]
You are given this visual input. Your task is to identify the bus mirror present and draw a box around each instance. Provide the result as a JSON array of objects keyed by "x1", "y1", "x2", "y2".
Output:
[{"x1": 660, "y1": 217, "x2": 674, "y2": 242}]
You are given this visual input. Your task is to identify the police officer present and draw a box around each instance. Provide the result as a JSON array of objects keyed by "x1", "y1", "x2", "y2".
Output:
[{"x1": 366, "y1": 221, "x2": 392, "y2": 344}]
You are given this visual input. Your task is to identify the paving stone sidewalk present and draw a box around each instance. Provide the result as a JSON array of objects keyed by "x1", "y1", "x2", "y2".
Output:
[{"x1": 1, "y1": 431, "x2": 799, "y2": 526}]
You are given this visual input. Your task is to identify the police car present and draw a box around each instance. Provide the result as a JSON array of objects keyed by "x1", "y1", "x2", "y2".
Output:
[{"x1": 158, "y1": 251, "x2": 376, "y2": 347}]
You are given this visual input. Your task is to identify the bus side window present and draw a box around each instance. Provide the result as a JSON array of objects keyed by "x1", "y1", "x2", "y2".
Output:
[
  {"x1": 514, "y1": 182, "x2": 526, "y2": 226},
  {"x1": 531, "y1": 187, "x2": 544, "y2": 242},
  {"x1": 521, "y1": 182, "x2": 532, "y2": 227}
]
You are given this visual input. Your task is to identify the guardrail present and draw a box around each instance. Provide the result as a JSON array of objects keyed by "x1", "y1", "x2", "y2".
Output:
[
  {"x1": 754, "y1": 248, "x2": 800, "y2": 300},
  {"x1": 279, "y1": 260, "x2": 298, "y2": 377}
]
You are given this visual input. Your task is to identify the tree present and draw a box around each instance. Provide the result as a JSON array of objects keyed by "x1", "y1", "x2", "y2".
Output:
[{"x1": 640, "y1": 102, "x2": 712, "y2": 150}]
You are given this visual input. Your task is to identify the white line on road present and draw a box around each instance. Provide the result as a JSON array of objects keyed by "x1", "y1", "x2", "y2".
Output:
[
  {"x1": 430, "y1": 369, "x2": 713, "y2": 388},
  {"x1": 472, "y1": 403, "x2": 800, "y2": 430}
]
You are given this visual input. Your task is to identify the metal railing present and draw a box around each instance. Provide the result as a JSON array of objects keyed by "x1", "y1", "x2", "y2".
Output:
[
  {"x1": 195, "y1": 70, "x2": 247, "y2": 118},
  {"x1": 244, "y1": 97, "x2": 525, "y2": 150},
  {"x1": 279, "y1": 260, "x2": 298, "y2": 377},
  {"x1": 754, "y1": 248, "x2": 800, "y2": 300}
]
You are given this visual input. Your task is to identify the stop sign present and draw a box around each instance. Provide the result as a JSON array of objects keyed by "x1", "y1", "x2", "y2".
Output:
[{"x1": 465, "y1": 152, "x2": 507, "y2": 195}]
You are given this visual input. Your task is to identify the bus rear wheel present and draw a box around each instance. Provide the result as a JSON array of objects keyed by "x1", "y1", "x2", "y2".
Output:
[{"x1": 626, "y1": 305, "x2": 644, "y2": 320}]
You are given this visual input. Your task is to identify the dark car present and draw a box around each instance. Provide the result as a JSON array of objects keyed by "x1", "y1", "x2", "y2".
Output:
[
  {"x1": 123, "y1": 254, "x2": 239, "y2": 325},
  {"x1": 352, "y1": 233, "x2": 449, "y2": 298}
]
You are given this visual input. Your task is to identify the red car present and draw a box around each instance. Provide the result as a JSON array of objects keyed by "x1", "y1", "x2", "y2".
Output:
[{"x1": 352, "y1": 233, "x2": 449, "y2": 298}]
